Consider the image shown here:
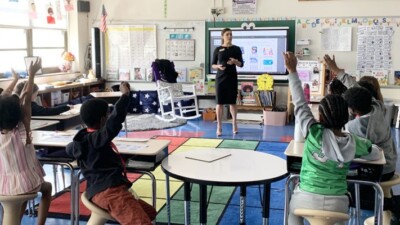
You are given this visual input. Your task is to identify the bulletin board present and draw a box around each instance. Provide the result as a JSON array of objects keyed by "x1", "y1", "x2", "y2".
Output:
[
  {"x1": 295, "y1": 17, "x2": 400, "y2": 85},
  {"x1": 165, "y1": 39, "x2": 195, "y2": 61},
  {"x1": 103, "y1": 20, "x2": 205, "y2": 82}
]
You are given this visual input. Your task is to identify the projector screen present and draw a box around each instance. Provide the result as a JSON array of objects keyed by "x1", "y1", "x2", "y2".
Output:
[{"x1": 209, "y1": 28, "x2": 288, "y2": 76}]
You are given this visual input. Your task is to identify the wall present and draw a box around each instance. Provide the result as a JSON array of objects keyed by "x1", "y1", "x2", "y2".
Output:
[{"x1": 77, "y1": 0, "x2": 400, "y2": 101}]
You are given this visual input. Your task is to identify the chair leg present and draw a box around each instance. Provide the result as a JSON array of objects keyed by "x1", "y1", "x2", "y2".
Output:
[{"x1": 87, "y1": 214, "x2": 109, "y2": 225}]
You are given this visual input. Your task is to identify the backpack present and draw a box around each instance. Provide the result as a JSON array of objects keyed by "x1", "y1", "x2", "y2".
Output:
[{"x1": 151, "y1": 59, "x2": 178, "y2": 83}]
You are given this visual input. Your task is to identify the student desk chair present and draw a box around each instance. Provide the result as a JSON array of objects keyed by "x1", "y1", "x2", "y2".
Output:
[{"x1": 284, "y1": 140, "x2": 386, "y2": 225}]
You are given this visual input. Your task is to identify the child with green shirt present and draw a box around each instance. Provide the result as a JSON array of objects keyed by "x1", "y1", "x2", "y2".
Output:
[{"x1": 283, "y1": 52, "x2": 382, "y2": 225}]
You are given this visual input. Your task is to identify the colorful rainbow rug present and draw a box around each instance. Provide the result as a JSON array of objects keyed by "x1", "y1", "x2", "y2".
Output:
[{"x1": 47, "y1": 137, "x2": 289, "y2": 225}]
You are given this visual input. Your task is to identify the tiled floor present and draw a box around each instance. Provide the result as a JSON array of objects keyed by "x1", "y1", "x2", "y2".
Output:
[{"x1": 2, "y1": 118, "x2": 399, "y2": 225}]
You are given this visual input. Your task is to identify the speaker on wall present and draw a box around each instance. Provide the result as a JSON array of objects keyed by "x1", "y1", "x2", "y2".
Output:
[
  {"x1": 77, "y1": 1, "x2": 90, "y2": 12},
  {"x1": 91, "y1": 27, "x2": 101, "y2": 78}
]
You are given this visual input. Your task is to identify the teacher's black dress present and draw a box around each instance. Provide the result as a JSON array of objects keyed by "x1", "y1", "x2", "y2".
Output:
[{"x1": 212, "y1": 45, "x2": 244, "y2": 104}]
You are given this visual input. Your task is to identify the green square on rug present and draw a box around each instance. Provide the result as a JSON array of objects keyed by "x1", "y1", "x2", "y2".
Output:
[
  {"x1": 218, "y1": 139, "x2": 259, "y2": 150},
  {"x1": 156, "y1": 200, "x2": 227, "y2": 225},
  {"x1": 172, "y1": 184, "x2": 235, "y2": 204}
]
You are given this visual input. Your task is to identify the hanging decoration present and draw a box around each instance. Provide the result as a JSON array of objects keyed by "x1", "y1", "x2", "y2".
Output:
[
  {"x1": 46, "y1": 3, "x2": 55, "y2": 24},
  {"x1": 29, "y1": 0, "x2": 37, "y2": 19},
  {"x1": 64, "y1": 0, "x2": 74, "y2": 11},
  {"x1": 55, "y1": 0, "x2": 62, "y2": 20}
]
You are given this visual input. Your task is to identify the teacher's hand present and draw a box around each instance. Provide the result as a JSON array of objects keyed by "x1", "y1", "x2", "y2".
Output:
[
  {"x1": 217, "y1": 64, "x2": 226, "y2": 71},
  {"x1": 227, "y1": 58, "x2": 238, "y2": 66}
]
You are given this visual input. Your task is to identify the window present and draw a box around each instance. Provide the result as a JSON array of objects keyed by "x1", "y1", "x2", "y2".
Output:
[{"x1": 0, "y1": 0, "x2": 68, "y2": 77}]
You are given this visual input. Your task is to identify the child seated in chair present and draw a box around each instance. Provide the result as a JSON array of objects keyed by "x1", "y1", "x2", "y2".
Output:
[
  {"x1": 0, "y1": 60, "x2": 52, "y2": 225},
  {"x1": 66, "y1": 82, "x2": 156, "y2": 225},
  {"x1": 14, "y1": 81, "x2": 71, "y2": 116},
  {"x1": 324, "y1": 54, "x2": 399, "y2": 222},
  {"x1": 283, "y1": 52, "x2": 382, "y2": 225}
]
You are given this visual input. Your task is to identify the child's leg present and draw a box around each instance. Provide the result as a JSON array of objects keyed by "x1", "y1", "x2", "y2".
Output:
[
  {"x1": 138, "y1": 199, "x2": 157, "y2": 221},
  {"x1": 37, "y1": 181, "x2": 52, "y2": 225},
  {"x1": 92, "y1": 185, "x2": 154, "y2": 225}
]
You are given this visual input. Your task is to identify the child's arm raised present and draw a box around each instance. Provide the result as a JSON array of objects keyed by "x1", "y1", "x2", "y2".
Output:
[
  {"x1": 0, "y1": 69, "x2": 19, "y2": 96},
  {"x1": 323, "y1": 54, "x2": 358, "y2": 89},
  {"x1": 283, "y1": 52, "x2": 317, "y2": 136},
  {"x1": 21, "y1": 58, "x2": 41, "y2": 143}
]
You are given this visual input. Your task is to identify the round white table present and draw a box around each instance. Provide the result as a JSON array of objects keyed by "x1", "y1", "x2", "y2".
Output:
[{"x1": 161, "y1": 149, "x2": 288, "y2": 225}]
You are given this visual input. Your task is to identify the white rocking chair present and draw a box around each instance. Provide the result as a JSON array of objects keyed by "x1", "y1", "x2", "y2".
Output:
[{"x1": 156, "y1": 80, "x2": 201, "y2": 122}]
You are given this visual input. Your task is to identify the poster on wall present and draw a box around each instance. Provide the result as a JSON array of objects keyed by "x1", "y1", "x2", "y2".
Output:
[
  {"x1": 105, "y1": 25, "x2": 157, "y2": 80},
  {"x1": 321, "y1": 27, "x2": 352, "y2": 51},
  {"x1": 232, "y1": 0, "x2": 257, "y2": 15},
  {"x1": 165, "y1": 39, "x2": 195, "y2": 61},
  {"x1": 296, "y1": 60, "x2": 325, "y2": 102},
  {"x1": 356, "y1": 26, "x2": 394, "y2": 76}
]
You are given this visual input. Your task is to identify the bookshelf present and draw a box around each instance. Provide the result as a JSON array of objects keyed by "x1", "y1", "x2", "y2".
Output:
[{"x1": 37, "y1": 80, "x2": 105, "y2": 107}]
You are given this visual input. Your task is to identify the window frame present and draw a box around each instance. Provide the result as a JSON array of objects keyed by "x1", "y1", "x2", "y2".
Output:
[{"x1": 0, "y1": 26, "x2": 68, "y2": 77}]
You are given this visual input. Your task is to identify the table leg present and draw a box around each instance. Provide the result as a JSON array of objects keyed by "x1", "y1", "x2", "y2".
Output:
[
  {"x1": 199, "y1": 184, "x2": 207, "y2": 225},
  {"x1": 239, "y1": 185, "x2": 246, "y2": 225},
  {"x1": 165, "y1": 175, "x2": 171, "y2": 225},
  {"x1": 124, "y1": 119, "x2": 128, "y2": 137},
  {"x1": 184, "y1": 182, "x2": 191, "y2": 225},
  {"x1": 262, "y1": 183, "x2": 271, "y2": 225},
  {"x1": 355, "y1": 183, "x2": 361, "y2": 225}
]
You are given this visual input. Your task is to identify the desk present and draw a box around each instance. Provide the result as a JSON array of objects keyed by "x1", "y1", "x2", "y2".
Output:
[
  {"x1": 32, "y1": 130, "x2": 170, "y2": 225},
  {"x1": 32, "y1": 112, "x2": 82, "y2": 131},
  {"x1": 31, "y1": 119, "x2": 59, "y2": 130},
  {"x1": 161, "y1": 149, "x2": 288, "y2": 225},
  {"x1": 284, "y1": 140, "x2": 386, "y2": 225},
  {"x1": 90, "y1": 92, "x2": 122, "y2": 105}
]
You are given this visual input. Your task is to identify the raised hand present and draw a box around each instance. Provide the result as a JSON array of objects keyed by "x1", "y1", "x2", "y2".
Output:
[
  {"x1": 323, "y1": 54, "x2": 342, "y2": 74},
  {"x1": 282, "y1": 52, "x2": 297, "y2": 73},
  {"x1": 29, "y1": 58, "x2": 42, "y2": 76},
  {"x1": 11, "y1": 68, "x2": 19, "y2": 80},
  {"x1": 119, "y1": 81, "x2": 130, "y2": 96}
]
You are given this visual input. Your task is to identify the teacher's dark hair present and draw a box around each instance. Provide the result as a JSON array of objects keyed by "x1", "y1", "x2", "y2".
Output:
[{"x1": 221, "y1": 28, "x2": 232, "y2": 45}]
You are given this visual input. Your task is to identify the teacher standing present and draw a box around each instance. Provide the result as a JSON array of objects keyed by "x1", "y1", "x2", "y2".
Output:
[{"x1": 212, "y1": 28, "x2": 244, "y2": 136}]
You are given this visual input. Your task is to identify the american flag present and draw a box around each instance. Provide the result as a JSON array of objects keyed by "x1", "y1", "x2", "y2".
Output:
[{"x1": 100, "y1": 4, "x2": 107, "y2": 33}]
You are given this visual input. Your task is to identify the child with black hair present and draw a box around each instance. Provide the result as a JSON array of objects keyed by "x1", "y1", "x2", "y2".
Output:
[
  {"x1": 324, "y1": 54, "x2": 397, "y2": 182},
  {"x1": 284, "y1": 52, "x2": 382, "y2": 225},
  {"x1": 328, "y1": 78, "x2": 347, "y2": 96},
  {"x1": 14, "y1": 81, "x2": 71, "y2": 116},
  {"x1": 66, "y1": 82, "x2": 156, "y2": 225},
  {"x1": 0, "y1": 59, "x2": 52, "y2": 225},
  {"x1": 324, "y1": 55, "x2": 398, "y2": 223},
  {"x1": 358, "y1": 80, "x2": 379, "y2": 103}
]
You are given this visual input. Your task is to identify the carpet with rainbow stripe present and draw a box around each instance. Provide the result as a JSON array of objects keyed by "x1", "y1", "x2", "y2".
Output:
[{"x1": 47, "y1": 137, "x2": 289, "y2": 225}]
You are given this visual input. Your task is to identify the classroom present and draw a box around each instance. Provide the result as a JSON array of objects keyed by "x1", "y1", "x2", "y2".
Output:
[{"x1": 0, "y1": 0, "x2": 400, "y2": 225}]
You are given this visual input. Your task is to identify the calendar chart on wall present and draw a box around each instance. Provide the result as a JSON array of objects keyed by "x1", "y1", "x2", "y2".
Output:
[
  {"x1": 105, "y1": 25, "x2": 157, "y2": 80},
  {"x1": 165, "y1": 39, "x2": 195, "y2": 61}
]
